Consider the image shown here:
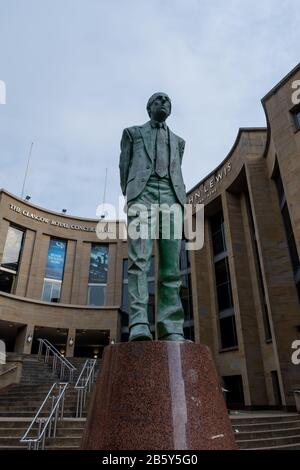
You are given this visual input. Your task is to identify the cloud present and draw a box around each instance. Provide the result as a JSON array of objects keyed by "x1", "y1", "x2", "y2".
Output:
[{"x1": 0, "y1": 0, "x2": 299, "y2": 217}]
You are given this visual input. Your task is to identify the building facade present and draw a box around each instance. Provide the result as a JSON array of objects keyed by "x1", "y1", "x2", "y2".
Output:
[{"x1": 0, "y1": 65, "x2": 300, "y2": 409}]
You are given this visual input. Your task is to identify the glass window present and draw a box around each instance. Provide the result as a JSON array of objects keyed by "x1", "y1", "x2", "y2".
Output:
[
  {"x1": 281, "y1": 203, "x2": 300, "y2": 274},
  {"x1": 0, "y1": 270, "x2": 15, "y2": 294},
  {"x1": 222, "y1": 375, "x2": 245, "y2": 409},
  {"x1": 122, "y1": 259, "x2": 128, "y2": 281},
  {"x1": 215, "y1": 258, "x2": 234, "y2": 311},
  {"x1": 42, "y1": 239, "x2": 67, "y2": 303},
  {"x1": 42, "y1": 279, "x2": 62, "y2": 303},
  {"x1": 220, "y1": 315, "x2": 238, "y2": 349},
  {"x1": 121, "y1": 282, "x2": 129, "y2": 327},
  {"x1": 180, "y1": 239, "x2": 190, "y2": 271},
  {"x1": 1, "y1": 226, "x2": 24, "y2": 273},
  {"x1": 0, "y1": 225, "x2": 25, "y2": 294},
  {"x1": 88, "y1": 244, "x2": 109, "y2": 284},
  {"x1": 45, "y1": 239, "x2": 67, "y2": 280},
  {"x1": 271, "y1": 370, "x2": 282, "y2": 406},
  {"x1": 274, "y1": 171, "x2": 285, "y2": 206},
  {"x1": 274, "y1": 166, "x2": 300, "y2": 281},
  {"x1": 292, "y1": 108, "x2": 300, "y2": 130},
  {"x1": 211, "y1": 211, "x2": 226, "y2": 256},
  {"x1": 88, "y1": 284, "x2": 106, "y2": 306},
  {"x1": 184, "y1": 325, "x2": 195, "y2": 342},
  {"x1": 210, "y1": 210, "x2": 238, "y2": 350},
  {"x1": 180, "y1": 241, "x2": 194, "y2": 328},
  {"x1": 181, "y1": 273, "x2": 194, "y2": 321},
  {"x1": 87, "y1": 244, "x2": 109, "y2": 306}
]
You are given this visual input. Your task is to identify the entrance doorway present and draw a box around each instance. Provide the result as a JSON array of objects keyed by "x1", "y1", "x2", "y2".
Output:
[
  {"x1": 222, "y1": 374, "x2": 245, "y2": 409},
  {"x1": 74, "y1": 329, "x2": 110, "y2": 358},
  {"x1": 31, "y1": 326, "x2": 68, "y2": 355},
  {"x1": 0, "y1": 320, "x2": 26, "y2": 353}
]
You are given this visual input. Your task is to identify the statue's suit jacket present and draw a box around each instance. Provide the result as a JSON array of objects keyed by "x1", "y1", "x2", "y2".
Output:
[{"x1": 119, "y1": 121, "x2": 186, "y2": 207}]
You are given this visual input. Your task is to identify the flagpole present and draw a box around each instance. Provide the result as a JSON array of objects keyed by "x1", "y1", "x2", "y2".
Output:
[
  {"x1": 101, "y1": 167, "x2": 108, "y2": 219},
  {"x1": 21, "y1": 142, "x2": 34, "y2": 199}
]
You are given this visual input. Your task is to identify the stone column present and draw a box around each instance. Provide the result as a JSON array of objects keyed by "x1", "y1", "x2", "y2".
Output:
[
  {"x1": 222, "y1": 190, "x2": 268, "y2": 406},
  {"x1": 0, "y1": 219, "x2": 9, "y2": 263},
  {"x1": 15, "y1": 324, "x2": 34, "y2": 354},
  {"x1": 60, "y1": 239, "x2": 76, "y2": 304},
  {"x1": 15, "y1": 229, "x2": 36, "y2": 297},
  {"x1": 246, "y1": 157, "x2": 300, "y2": 406},
  {"x1": 26, "y1": 232, "x2": 49, "y2": 299},
  {"x1": 105, "y1": 243, "x2": 117, "y2": 306},
  {"x1": 66, "y1": 328, "x2": 76, "y2": 357}
]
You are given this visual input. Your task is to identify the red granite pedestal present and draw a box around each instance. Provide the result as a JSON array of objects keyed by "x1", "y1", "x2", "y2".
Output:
[{"x1": 81, "y1": 342, "x2": 237, "y2": 450}]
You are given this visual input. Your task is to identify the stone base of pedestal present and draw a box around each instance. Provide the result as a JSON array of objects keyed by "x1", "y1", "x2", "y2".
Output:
[{"x1": 81, "y1": 341, "x2": 237, "y2": 450}]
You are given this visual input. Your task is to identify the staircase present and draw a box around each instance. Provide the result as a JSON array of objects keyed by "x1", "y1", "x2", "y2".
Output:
[
  {"x1": 0, "y1": 354, "x2": 100, "y2": 449},
  {"x1": 231, "y1": 412, "x2": 300, "y2": 450},
  {"x1": 2, "y1": 356, "x2": 300, "y2": 450}
]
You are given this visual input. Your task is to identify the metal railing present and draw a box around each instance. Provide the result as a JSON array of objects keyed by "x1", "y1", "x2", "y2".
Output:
[
  {"x1": 75, "y1": 359, "x2": 97, "y2": 417},
  {"x1": 0, "y1": 365, "x2": 18, "y2": 377},
  {"x1": 38, "y1": 338, "x2": 76, "y2": 383},
  {"x1": 21, "y1": 382, "x2": 68, "y2": 450}
]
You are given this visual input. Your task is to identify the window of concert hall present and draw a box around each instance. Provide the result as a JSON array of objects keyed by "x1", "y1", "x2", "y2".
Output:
[
  {"x1": 274, "y1": 163, "x2": 300, "y2": 302},
  {"x1": 42, "y1": 238, "x2": 67, "y2": 303},
  {"x1": 87, "y1": 244, "x2": 109, "y2": 306},
  {"x1": 180, "y1": 240, "x2": 194, "y2": 341},
  {"x1": 291, "y1": 104, "x2": 300, "y2": 131},
  {"x1": 0, "y1": 225, "x2": 25, "y2": 294},
  {"x1": 210, "y1": 211, "x2": 238, "y2": 350}
]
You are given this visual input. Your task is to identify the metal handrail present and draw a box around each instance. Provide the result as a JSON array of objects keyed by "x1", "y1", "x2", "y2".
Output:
[
  {"x1": 21, "y1": 382, "x2": 68, "y2": 450},
  {"x1": 38, "y1": 338, "x2": 76, "y2": 383},
  {"x1": 0, "y1": 365, "x2": 18, "y2": 377},
  {"x1": 75, "y1": 359, "x2": 97, "y2": 417}
]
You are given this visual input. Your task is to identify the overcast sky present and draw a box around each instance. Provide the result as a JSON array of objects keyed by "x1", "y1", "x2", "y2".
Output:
[{"x1": 0, "y1": 0, "x2": 299, "y2": 219}]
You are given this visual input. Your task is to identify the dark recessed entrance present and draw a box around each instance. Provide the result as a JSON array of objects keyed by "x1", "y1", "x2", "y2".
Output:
[
  {"x1": 31, "y1": 326, "x2": 68, "y2": 355},
  {"x1": 74, "y1": 329, "x2": 110, "y2": 358}
]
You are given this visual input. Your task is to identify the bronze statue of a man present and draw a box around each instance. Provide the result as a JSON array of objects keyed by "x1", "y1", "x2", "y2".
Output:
[{"x1": 119, "y1": 92, "x2": 187, "y2": 342}]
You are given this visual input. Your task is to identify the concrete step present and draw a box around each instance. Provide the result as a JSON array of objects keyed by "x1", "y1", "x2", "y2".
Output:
[
  {"x1": 0, "y1": 445, "x2": 27, "y2": 449},
  {"x1": 0, "y1": 398, "x2": 79, "y2": 405},
  {"x1": 1, "y1": 389, "x2": 79, "y2": 395},
  {"x1": 231, "y1": 413, "x2": 300, "y2": 450},
  {"x1": 0, "y1": 418, "x2": 85, "y2": 427},
  {"x1": 235, "y1": 426, "x2": 300, "y2": 440},
  {"x1": 245, "y1": 442, "x2": 300, "y2": 450},
  {"x1": 0, "y1": 435, "x2": 82, "y2": 446},
  {"x1": 238, "y1": 434, "x2": 300, "y2": 449},
  {"x1": 1, "y1": 411, "x2": 87, "y2": 417},
  {"x1": 0, "y1": 411, "x2": 86, "y2": 418},
  {"x1": 0, "y1": 426, "x2": 83, "y2": 437},
  {"x1": 231, "y1": 413, "x2": 300, "y2": 425},
  {"x1": 0, "y1": 354, "x2": 96, "y2": 449},
  {"x1": 232, "y1": 419, "x2": 300, "y2": 432}
]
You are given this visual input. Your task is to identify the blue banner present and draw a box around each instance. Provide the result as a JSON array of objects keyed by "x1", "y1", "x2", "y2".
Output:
[{"x1": 45, "y1": 239, "x2": 67, "y2": 280}]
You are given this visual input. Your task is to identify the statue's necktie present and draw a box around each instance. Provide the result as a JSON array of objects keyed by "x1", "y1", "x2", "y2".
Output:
[{"x1": 155, "y1": 123, "x2": 169, "y2": 178}]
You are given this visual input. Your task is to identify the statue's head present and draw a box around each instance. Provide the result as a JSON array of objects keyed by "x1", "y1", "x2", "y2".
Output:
[{"x1": 147, "y1": 92, "x2": 171, "y2": 122}]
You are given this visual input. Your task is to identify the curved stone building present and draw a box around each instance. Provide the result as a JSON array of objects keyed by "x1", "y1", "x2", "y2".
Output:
[{"x1": 0, "y1": 64, "x2": 300, "y2": 410}]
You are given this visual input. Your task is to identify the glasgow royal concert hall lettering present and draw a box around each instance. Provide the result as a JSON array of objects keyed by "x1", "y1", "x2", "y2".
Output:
[{"x1": 9, "y1": 204, "x2": 98, "y2": 232}]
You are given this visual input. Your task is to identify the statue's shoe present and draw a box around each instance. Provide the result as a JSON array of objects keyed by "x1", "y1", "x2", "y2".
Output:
[
  {"x1": 129, "y1": 324, "x2": 153, "y2": 342},
  {"x1": 160, "y1": 334, "x2": 193, "y2": 342}
]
